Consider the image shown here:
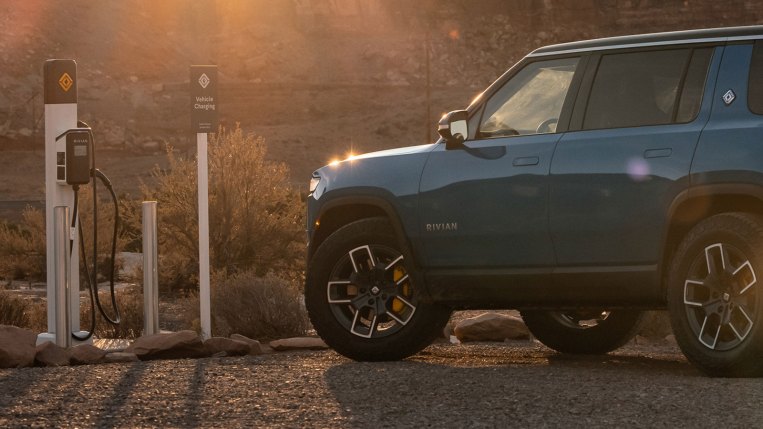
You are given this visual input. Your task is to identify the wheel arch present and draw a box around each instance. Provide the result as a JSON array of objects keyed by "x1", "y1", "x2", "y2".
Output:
[
  {"x1": 662, "y1": 185, "x2": 763, "y2": 295},
  {"x1": 309, "y1": 196, "x2": 415, "y2": 262}
]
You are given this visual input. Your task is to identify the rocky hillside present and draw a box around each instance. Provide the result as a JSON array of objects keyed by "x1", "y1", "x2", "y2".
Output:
[{"x1": 0, "y1": 0, "x2": 761, "y2": 195}]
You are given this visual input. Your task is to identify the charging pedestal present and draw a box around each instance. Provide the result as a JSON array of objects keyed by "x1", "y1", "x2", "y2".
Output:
[{"x1": 38, "y1": 59, "x2": 91, "y2": 345}]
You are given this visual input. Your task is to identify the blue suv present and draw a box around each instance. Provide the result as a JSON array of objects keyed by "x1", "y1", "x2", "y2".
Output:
[{"x1": 305, "y1": 26, "x2": 763, "y2": 376}]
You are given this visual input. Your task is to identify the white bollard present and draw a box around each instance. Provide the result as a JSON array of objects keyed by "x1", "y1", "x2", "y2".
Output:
[{"x1": 142, "y1": 201, "x2": 159, "y2": 335}]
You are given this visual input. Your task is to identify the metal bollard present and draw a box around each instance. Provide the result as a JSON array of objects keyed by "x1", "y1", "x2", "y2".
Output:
[
  {"x1": 142, "y1": 201, "x2": 159, "y2": 335},
  {"x1": 54, "y1": 206, "x2": 71, "y2": 348}
]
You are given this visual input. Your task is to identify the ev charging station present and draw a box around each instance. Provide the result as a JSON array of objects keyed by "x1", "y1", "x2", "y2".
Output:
[{"x1": 38, "y1": 60, "x2": 90, "y2": 345}]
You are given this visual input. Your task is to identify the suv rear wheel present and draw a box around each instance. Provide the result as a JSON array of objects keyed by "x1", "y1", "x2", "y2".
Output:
[
  {"x1": 520, "y1": 309, "x2": 644, "y2": 354},
  {"x1": 668, "y1": 212, "x2": 763, "y2": 377},
  {"x1": 306, "y1": 218, "x2": 451, "y2": 361}
]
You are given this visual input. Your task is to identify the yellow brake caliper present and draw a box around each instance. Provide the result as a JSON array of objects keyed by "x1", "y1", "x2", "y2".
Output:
[{"x1": 392, "y1": 265, "x2": 411, "y2": 314}]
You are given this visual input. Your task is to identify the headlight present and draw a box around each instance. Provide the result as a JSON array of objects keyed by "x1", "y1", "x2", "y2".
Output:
[{"x1": 309, "y1": 173, "x2": 321, "y2": 194}]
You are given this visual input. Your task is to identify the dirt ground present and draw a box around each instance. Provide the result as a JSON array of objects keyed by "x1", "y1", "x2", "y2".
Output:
[{"x1": 4, "y1": 341, "x2": 763, "y2": 428}]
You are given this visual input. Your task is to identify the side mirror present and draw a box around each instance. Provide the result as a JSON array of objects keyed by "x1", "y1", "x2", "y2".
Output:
[{"x1": 438, "y1": 110, "x2": 469, "y2": 149}]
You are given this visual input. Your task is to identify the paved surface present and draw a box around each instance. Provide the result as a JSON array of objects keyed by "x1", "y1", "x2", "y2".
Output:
[{"x1": 1, "y1": 341, "x2": 762, "y2": 428}]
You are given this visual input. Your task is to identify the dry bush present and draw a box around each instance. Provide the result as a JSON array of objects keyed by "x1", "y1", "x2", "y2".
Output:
[
  {"x1": 182, "y1": 270, "x2": 310, "y2": 340},
  {"x1": 0, "y1": 290, "x2": 31, "y2": 327},
  {"x1": 2, "y1": 287, "x2": 142, "y2": 339},
  {"x1": 0, "y1": 184, "x2": 126, "y2": 284},
  {"x1": 80, "y1": 285, "x2": 144, "y2": 339},
  {"x1": 138, "y1": 125, "x2": 305, "y2": 291},
  {"x1": 24, "y1": 299, "x2": 48, "y2": 333},
  {"x1": 74, "y1": 185, "x2": 127, "y2": 282},
  {"x1": 0, "y1": 208, "x2": 45, "y2": 282}
]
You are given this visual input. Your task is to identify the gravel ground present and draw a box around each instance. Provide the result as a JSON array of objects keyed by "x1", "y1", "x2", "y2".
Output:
[{"x1": 1, "y1": 341, "x2": 763, "y2": 428}]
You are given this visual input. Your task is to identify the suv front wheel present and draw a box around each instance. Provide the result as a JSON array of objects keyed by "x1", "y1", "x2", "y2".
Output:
[
  {"x1": 668, "y1": 212, "x2": 763, "y2": 377},
  {"x1": 306, "y1": 218, "x2": 451, "y2": 361}
]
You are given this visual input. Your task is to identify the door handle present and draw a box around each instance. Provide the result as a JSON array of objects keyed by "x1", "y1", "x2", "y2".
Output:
[
  {"x1": 644, "y1": 148, "x2": 672, "y2": 159},
  {"x1": 513, "y1": 156, "x2": 539, "y2": 166}
]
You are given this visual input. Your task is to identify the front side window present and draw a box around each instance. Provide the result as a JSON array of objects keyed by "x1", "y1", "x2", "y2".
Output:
[
  {"x1": 584, "y1": 49, "x2": 696, "y2": 129},
  {"x1": 479, "y1": 57, "x2": 579, "y2": 138}
]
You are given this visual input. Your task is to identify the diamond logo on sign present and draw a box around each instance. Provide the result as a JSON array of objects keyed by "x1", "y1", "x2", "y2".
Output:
[
  {"x1": 58, "y1": 72, "x2": 73, "y2": 92},
  {"x1": 198, "y1": 73, "x2": 210, "y2": 89},
  {"x1": 722, "y1": 89, "x2": 736, "y2": 106}
]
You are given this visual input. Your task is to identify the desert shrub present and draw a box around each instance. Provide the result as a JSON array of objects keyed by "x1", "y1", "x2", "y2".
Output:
[
  {"x1": 1, "y1": 286, "x2": 142, "y2": 339},
  {"x1": 24, "y1": 299, "x2": 48, "y2": 333},
  {"x1": 0, "y1": 290, "x2": 31, "y2": 327},
  {"x1": 182, "y1": 270, "x2": 310, "y2": 340},
  {"x1": 139, "y1": 125, "x2": 305, "y2": 291},
  {"x1": 0, "y1": 208, "x2": 45, "y2": 282},
  {"x1": 0, "y1": 184, "x2": 126, "y2": 285},
  {"x1": 80, "y1": 285, "x2": 144, "y2": 339},
  {"x1": 74, "y1": 185, "x2": 127, "y2": 283}
]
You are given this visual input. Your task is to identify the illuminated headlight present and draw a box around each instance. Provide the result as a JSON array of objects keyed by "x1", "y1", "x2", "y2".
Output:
[{"x1": 309, "y1": 173, "x2": 321, "y2": 194}]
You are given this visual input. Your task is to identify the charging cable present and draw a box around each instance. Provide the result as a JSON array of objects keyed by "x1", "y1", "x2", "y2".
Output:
[{"x1": 70, "y1": 121, "x2": 121, "y2": 341}]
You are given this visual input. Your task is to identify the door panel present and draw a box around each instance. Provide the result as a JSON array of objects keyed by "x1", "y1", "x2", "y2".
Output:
[
  {"x1": 550, "y1": 47, "x2": 720, "y2": 267},
  {"x1": 550, "y1": 125, "x2": 703, "y2": 265},
  {"x1": 419, "y1": 134, "x2": 560, "y2": 268}
]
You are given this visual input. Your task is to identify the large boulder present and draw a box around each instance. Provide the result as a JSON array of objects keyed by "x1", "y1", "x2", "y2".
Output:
[
  {"x1": 269, "y1": 337, "x2": 328, "y2": 351},
  {"x1": 204, "y1": 337, "x2": 250, "y2": 357},
  {"x1": 70, "y1": 344, "x2": 107, "y2": 365},
  {"x1": 454, "y1": 313, "x2": 530, "y2": 342},
  {"x1": 230, "y1": 334, "x2": 264, "y2": 355},
  {"x1": 125, "y1": 330, "x2": 207, "y2": 360},
  {"x1": 0, "y1": 325, "x2": 37, "y2": 368},
  {"x1": 35, "y1": 342, "x2": 70, "y2": 367}
]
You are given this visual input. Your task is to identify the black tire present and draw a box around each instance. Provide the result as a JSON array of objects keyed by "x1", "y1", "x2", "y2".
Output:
[
  {"x1": 520, "y1": 309, "x2": 644, "y2": 354},
  {"x1": 667, "y1": 212, "x2": 763, "y2": 377},
  {"x1": 305, "y1": 218, "x2": 451, "y2": 361}
]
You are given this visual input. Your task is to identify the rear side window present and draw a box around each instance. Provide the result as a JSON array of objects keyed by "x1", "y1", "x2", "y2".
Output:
[
  {"x1": 749, "y1": 41, "x2": 763, "y2": 115},
  {"x1": 584, "y1": 49, "x2": 700, "y2": 130}
]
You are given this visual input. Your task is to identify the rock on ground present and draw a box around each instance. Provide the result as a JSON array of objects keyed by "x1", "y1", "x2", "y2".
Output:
[
  {"x1": 0, "y1": 325, "x2": 37, "y2": 368},
  {"x1": 35, "y1": 342, "x2": 70, "y2": 367},
  {"x1": 230, "y1": 334, "x2": 264, "y2": 355},
  {"x1": 70, "y1": 344, "x2": 107, "y2": 365},
  {"x1": 125, "y1": 330, "x2": 207, "y2": 360},
  {"x1": 454, "y1": 312, "x2": 530, "y2": 342},
  {"x1": 270, "y1": 337, "x2": 328, "y2": 351},
  {"x1": 204, "y1": 337, "x2": 250, "y2": 357}
]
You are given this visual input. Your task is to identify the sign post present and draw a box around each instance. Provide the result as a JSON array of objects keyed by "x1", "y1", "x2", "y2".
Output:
[{"x1": 191, "y1": 65, "x2": 217, "y2": 340}]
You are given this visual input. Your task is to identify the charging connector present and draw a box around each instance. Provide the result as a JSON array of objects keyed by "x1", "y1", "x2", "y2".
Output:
[
  {"x1": 55, "y1": 128, "x2": 92, "y2": 185},
  {"x1": 62, "y1": 122, "x2": 122, "y2": 342}
]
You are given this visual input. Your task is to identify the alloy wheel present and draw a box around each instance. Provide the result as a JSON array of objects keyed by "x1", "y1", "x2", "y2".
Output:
[
  {"x1": 326, "y1": 245, "x2": 417, "y2": 338},
  {"x1": 683, "y1": 243, "x2": 758, "y2": 351}
]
